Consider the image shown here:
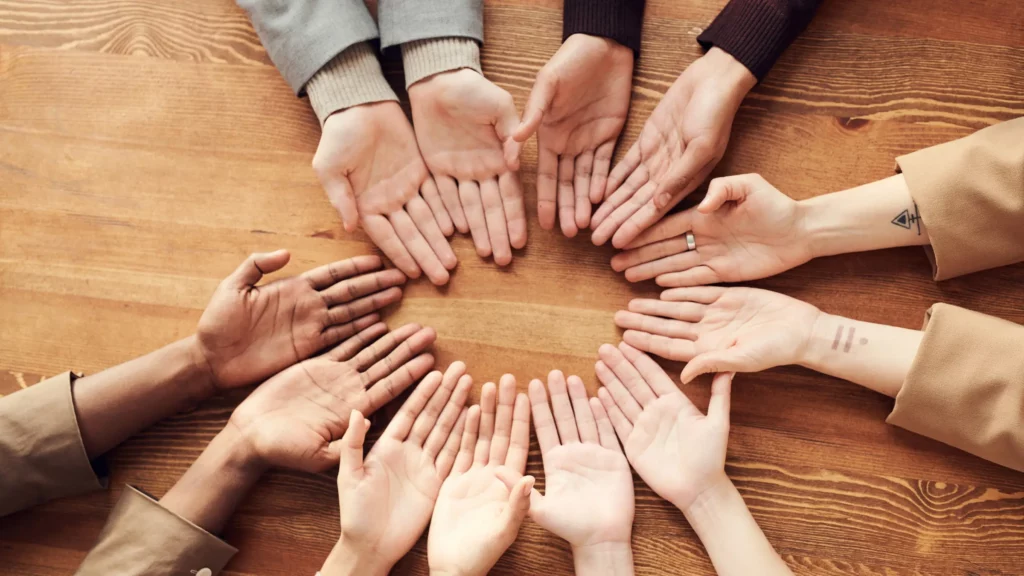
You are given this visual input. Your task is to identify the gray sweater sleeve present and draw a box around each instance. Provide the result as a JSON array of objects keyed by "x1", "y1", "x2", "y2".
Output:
[
  {"x1": 236, "y1": 0, "x2": 380, "y2": 94},
  {"x1": 378, "y1": 0, "x2": 484, "y2": 49}
]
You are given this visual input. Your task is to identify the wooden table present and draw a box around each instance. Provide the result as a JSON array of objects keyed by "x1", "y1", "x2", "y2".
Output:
[{"x1": 2, "y1": 0, "x2": 1023, "y2": 574}]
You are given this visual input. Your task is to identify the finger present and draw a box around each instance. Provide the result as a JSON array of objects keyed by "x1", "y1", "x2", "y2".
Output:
[
  {"x1": 598, "y1": 387, "x2": 633, "y2": 442},
  {"x1": 407, "y1": 194, "x2": 458, "y2": 271},
  {"x1": 499, "y1": 171, "x2": 528, "y2": 250},
  {"x1": 481, "y1": 178, "x2": 512, "y2": 266},
  {"x1": 589, "y1": 397, "x2": 621, "y2": 451},
  {"x1": 514, "y1": 70, "x2": 556, "y2": 143},
  {"x1": 590, "y1": 141, "x2": 616, "y2": 204},
  {"x1": 436, "y1": 175, "x2": 469, "y2": 234},
  {"x1": 528, "y1": 378, "x2": 560, "y2": 454},
  {"x1": 610, "y1": 181, "x2": 671, "y2": 249},
  {"x1": 363, "y1": 215, "x2": 421, "y2": 279},
  {"x1": 363, "y1": 353, "x2": 436, "y2": 415},
  {"x1": 459, "y1": 179, "x2": 492, "y2": 258},
  {"x1": 611, "y1": 236, "x2": 691, "y2": 274},
  {"x1": 528, "y1": 488, "x2": 550, "y2": 527},
  {"x1": 603, "y1": 141, "x2": 641, "y2": 203},
  {"x1": 593, "y1": 177, "x2": 655, "y2": 247},
  {"x1": 434, "y1": 407, "x2": 468, "y2": 479},
  {"x1": 680, "y1": 350, "x2": 746, "y2": 384},
  {"x1": 499, "y1": 474, "x2": 535, "y2": 536},
  {"x1": 389, "y1": 210, "x2": 449, "y2": 286},
  {"x1": 656, "y1": 265, "x2": 721, "y2": 288},
  {"x1": 489, "y1": 374, "x2": 518, "y2": 465},
  {"x1": 495, "y1": 90, "x2": 523, "y2": 172},
  {"x1": 594, "y1": 360, "x2": 642, "y2": 423},
  {"x1": 708, "y1": 372, "x2": 734, "y2": 425},
  {"x1": 557, "y1": 155, "x2": 578, "y2": 238},
  {"x1": 598, "y1": 343, "x2": 657, "y2": 408},
  {"x1": 228, "y1": 249, "x2": 291, "y2": 289},
  {"x1": 420, "y1": 176, "x2": 455, "y2": 236},
  {"x1": 628, "y1": 298, "x2": 706, "y2": 322},
  {"x1": 547, "y1": 370, "x2": 579, "y2": 445},
  {"x1": 473, "y1": 382, "x2": 497, "y2": 466},
  {"x1": 325, "y1": 321, "x2": 388, "y2": 362},
  {"x1": 325, "y1": 286, "x2": 403, "y2": 326},
  {"x1": 567, "y1": 375, "x2": 598, "y2": 444},
  {"x1": 320, "y1": 267, "x2": 406, "y2": 306},
  {"x1": 622, "y1": 330, "x2": 697, "y2": 362},
  {"x1": 505, "y1": 393, "x2": 531, "y2": 472},
  {"x1": 574, "y1": 151, "x2": 594, "y2": 229},
  {"x1": 622, "y1": 209, "x2": 695, "y2": 251},
  {"x1": 338, "y1": 410, "x2": 368, "y2": 474},
  {"x1": 385, "y1": 370, "x2": 443, "y2": 441},
  {"x1": 320, "y1": 175, "x2": 359, "y2": 232},
  {"x1": 614, "y1": 310, "x2": 696, "y2": 341},
  {"x1": 453, "y1": 405, "x2": 481, "y2": 474},
  {"x1": 536, "y1": 147, "x2": 559, "y2": 230},
  {"x1": 408, "y1": 362, "x2": 465, "y2": 445},
  {"x1": 424, "y1": 374, "x2": 474, "y2": 459},
  {"x1": 361, "y1": 326, "x2": 438, "y2": 385},
  {"x1": 660, "y1": 286, "x2": 727, "y2": 304},
  {"x1": 625, "y1": 250, "x2": 702, "y2": 284},
  {"x1": 303, "y1": 254, "x2": 383, "y2": 291},
  {"x1": 653, "y1": 139, "x2": 716, "y2": 210},
  {"x1": 617, "y1": 342, "x2": 681, "y2": 398},
  {"x1": 592, "y1": 159, "x2": 648, "y2": 234},
  {"x1": 321, "y1": 314, "x2": 384, "y2": 351},
  {"x1": 700, "y1": 175, "x2": 752, "y2": 213}
]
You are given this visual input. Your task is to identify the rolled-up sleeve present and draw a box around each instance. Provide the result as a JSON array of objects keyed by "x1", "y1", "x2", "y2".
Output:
[
  {"x1": 76, "y1": 486, "x2": 237, "y2": 576},
  {"x1": 887, "y1": 304, "x2": 1024, "y2": 472},
  {"x1": 896, "y1": 117, "x2": 1024, "y2": 281},
  {"x1": 0, "y1": 372, "x2": 106, "y2": 517}
]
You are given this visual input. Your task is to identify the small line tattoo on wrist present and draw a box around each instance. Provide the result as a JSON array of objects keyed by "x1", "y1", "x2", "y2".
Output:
[
  {"x1": 832, "y1": 325, "x2": 867, "y2": 353},
  {"x1": 891, "y1": 202, "x2": 922, "y2": 235}
]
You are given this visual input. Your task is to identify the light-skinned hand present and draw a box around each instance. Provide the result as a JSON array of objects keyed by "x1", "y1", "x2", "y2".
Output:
[
  {"x1": 314, "y1": 102, "x2": 458, "y2": 285},
  {"x1": 614, "y1": 287, "x2": 821, "y2": 383},
  {"x1": 611, "y1": 174, "x2": 812, "y2": 286},
  {"x1": 197, "y1": 252, "x2": 405, "y2": 391},
  {"x1": 511, "y1": 33, "x2": 634, "y2": 237},
  {"x1": 227, "y1": 323, "x2": 437, "y2": 472},
  {"x1": 321, "y1": 362, "x2": 475, "y2": 576},
  {"x1": 410, "y1": 69, "x2": 526, "y2": 266},
  {"x1": 591, "y1": 47, "x2": 757, "y2": 249},
  {"x1": 428, "y1": 376, "x2": 534, "y2": 576},
  {"x1": 595, "y1": 342, "x2": 734, "y2": 512},
  {"x1": 528, "y1": 370, "x2": 635, "y2": 573}
]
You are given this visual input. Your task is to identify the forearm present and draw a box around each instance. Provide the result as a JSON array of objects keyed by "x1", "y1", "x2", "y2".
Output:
[
  {"x1": 683, "y1": 478, "x2": 792, "y2": 576},
  {"x1": 159, "y1": 425, "x2": 264, "y2": 534},
  {"x1": 803, "y1": 174, "x2": 930, "y2": 258},
  {"x1": 800, "y1": 312, "x2": 923, "y2": 398},
  {"x1": 72, "y1": 335, "x2": 214, "y2": 459},
  {"x1": 573, "y1": 542, "x2": 634, "y2": 576}
]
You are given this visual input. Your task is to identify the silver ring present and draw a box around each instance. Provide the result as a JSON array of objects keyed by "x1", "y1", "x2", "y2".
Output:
[{"x1": 685, "y1": 231, "x2": 696, "y2": 251}]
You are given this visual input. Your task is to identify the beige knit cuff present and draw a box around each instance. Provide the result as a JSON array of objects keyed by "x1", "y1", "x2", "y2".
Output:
[
  {"x1": 306, "y1": 42, "x2": 399, "y2": 126},
  {"x1": 402, "y1": 37, "x2": 482, "y2": 88}
]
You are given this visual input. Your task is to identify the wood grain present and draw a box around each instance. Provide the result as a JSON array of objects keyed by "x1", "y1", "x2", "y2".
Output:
[{"x1": 1, "y1": 0, "x2": 1023, "y2": 575}]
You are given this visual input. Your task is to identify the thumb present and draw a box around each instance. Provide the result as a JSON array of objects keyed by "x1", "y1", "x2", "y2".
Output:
[
  {"x1": 322, "y1": 175, "x2": 360, "y2": 233},
  {"x1": 680, "y1": 349, "x2": 745, "y2": 384},
  {"x1": 337, "y1": 411, "x2": 369, "y2": 474},
  {"x1": 512, "y1": 72, "x2": 556, "y2": 143},
  {"x1": 699, "y1": 175, "x2": 751, "y2": 213},
  {"x1": 500, "y1": 475, "x2": 535, "y2": 535},
  {"x1": 707, "y1": 372, "x2": 734, "y2": 425},
  {"x1": 494, "y1": 91, "x2": 524, "y2": 172},
  {"x1": 227, "y1": 249, "x2": 290, "y2": 289}
]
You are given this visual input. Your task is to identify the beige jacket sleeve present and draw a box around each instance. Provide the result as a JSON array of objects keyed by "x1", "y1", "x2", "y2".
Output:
[
  {"x1": 896, "y1": 116, "x2": 1024, "y2": 280},
  {"x1": 887, "y1": 303, "x2": 1024, "y2": 472}
]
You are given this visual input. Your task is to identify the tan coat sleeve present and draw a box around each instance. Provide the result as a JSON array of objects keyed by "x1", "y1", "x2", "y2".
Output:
[
  {"x1": 896, "y1": 117, "x2": 1024, "y2": 280},
  {"x1": 0, "y1": 372, "x2": 105, "y2": 517},
  {"x1": 76, "y1": 486, "x2": 237, "y2": 576},
  {"x1": 887, "y1": 303, "x2": 1024, "y2": 471}
]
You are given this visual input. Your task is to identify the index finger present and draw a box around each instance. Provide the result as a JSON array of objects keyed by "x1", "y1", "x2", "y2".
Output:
[{"x1": 303, "y1": 255, "x2": 385, "y2": 290}]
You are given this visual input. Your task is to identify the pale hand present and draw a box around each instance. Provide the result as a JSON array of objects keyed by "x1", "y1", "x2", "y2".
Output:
[
  {"x1": 227, "y1": 323, "x2": 437, "y2": 472},
  {"x1": 592, "y1": 48, "x2": 757, "y2": 249},
  {"x1": 614, "y1": 286, "x2": 821, "y2": 384},
  {"x1": 595, "y1": 342, "x2": 734, "y2": 512},
  {"x1": 314, "y1": 102, "x2": 457, "y2": 285},
  {"x1": 528, "y1": 371, "x2": 634, "y2": 548},
  {"x1": 511, "y1": 33, "x2": 634, "y2": 237},
  {"x1": 429, "y1": 376, "x2": 534, "y2": 576},
  {"x1": 196, "y1": 252, "x2": 405, "y2": 390},
  {"x1": 410, "y1": 69, "x2": 526, "y2": 266},
  {"x1": 612, "y1": 174, "x2": 812, "y2": 286}
]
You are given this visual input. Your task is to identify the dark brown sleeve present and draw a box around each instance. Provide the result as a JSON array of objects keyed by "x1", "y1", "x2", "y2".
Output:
[{"x1": 563, "y1": 0, "x2": 646, "y2": 55}]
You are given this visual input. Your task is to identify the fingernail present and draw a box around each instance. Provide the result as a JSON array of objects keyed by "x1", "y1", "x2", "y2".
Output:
[{"x1": 655, "y1": 192, "x2": 673, "y2": 209}]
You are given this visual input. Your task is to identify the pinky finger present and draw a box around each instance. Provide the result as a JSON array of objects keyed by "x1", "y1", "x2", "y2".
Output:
[
  {"x1": 597, "y1": 387, "x2": 633, "y2": 443},
  {"x1": 656, "y1": 265, "x2": 721, "y2": 288},
  {"x1": 321, "y1": 313, "x2": 382, "y2": 350}
]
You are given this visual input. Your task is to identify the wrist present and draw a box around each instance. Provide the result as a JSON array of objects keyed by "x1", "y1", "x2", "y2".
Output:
[
  {"x1": 680, "y1": 474, "x2": 742, "y2": 528},
  {"x1": 572, "y1": 541, "x2": 634, "y2": 576},
  {"x1": 702, "y1": 47, "x2": 757, "y2": 102},
  {"x1": 321, "y1": 536, "x2": 392, "y2": 576},
  {"x1": 184, "y1": 334, "x2": 217, "y2": 403},
  {"x1": 797, "y1": 310, "x2": 839, "y2": 373}
]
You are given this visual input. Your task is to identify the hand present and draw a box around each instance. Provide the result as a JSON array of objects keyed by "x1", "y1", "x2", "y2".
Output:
[
  {"x1": 227, "y1": 323, "x2": 437, "y2": 472},
  {"x1": 591, "y1": 47, "x2": 757, "y2": 248},
  {"x1": 613, "y1": 286, "x2": 821, "y2": 383},
  {"x1": 314, "y1": 102, "x2": 458, "y2": 285},
  {"x1": 611, "y1": 174, "x2": 812, "y2": 286},
  {"x1": 528, "y1": 371, "x2": 635, "y2": 571},
  {"x1": 322, "y1": 363, "x2": 474, "y2": 576},
  {"x1": 511, "y1": 33, "x2": 634, "y2": 237},
  {"x1": 196, "y1": 251, "x2": 405, "y2": 390},
  {"x1": 409, "y1": 69, "x2": 527, "y2": 266},
  {"x1": 429, "y1": 376, "x2": 534, "y2": 576},
  {"x1": 595, "y1": 342, "x2": 734, "y2": 512}
]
